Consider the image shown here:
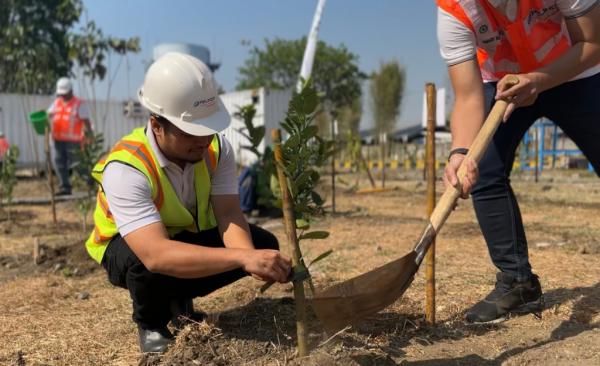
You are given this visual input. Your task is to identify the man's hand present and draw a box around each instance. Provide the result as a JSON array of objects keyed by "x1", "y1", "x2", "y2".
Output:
[
  {"x1": 495, "y1": 73, "x2": 540, "y2": 122},
  {"x1": 443, "y1": 154, "x2": 478, "y2": 199},
  {"x1": 242, "y1": 249, "x2": 292, "y2": 283}
]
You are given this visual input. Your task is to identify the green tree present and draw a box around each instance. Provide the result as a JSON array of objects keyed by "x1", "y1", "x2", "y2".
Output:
[
  {"x1": 0, "y1": 0, "x2": 140, "y2": 95},
  {"x1": 370, "y1": 60, "x2": 406, "y2": 136},
  {"x1": 237, "y1": 37, "x2": 365, "y2": 114},
  {"x1": 0, "y1": 146, "x2": 20, "y2": 220},
  {"x1": 337, "y1": 97, "x2": 362, "y2": 136},
  {"x1": 0, "y1": 0, "x2": 82, "y2": 94},
  {"x1": 72, "y1": 132, "x2": 104, "y2": 233}
]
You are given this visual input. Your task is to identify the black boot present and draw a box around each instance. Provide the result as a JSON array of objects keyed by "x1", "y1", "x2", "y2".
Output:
[
  {"x1": 465, "y1": 272, "x2": 543, "y2": 323},
  {"x1": 170, "y1": 298, "x2": 207, "y2": 329},
  {"x1": 137, "y1": 325, "x2": 174, "y2": 353}
]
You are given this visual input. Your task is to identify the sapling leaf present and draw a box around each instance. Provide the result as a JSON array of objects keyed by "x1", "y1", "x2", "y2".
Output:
[
  {"x1": 299, "y1": 231, "x2": 330, "y2": 240},
  {"x1": 308, "y1": 249, "x2": 333, "y2": 268}
]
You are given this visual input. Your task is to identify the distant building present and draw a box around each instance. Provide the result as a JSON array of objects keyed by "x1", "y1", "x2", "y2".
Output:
[{"x1": 153, "y1": 43, "x2": 220, "y2": 72}]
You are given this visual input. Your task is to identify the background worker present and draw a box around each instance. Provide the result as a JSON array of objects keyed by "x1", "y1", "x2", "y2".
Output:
[
  {"x1": 0, "y1": 131, "x2": 9, "y2": 170},
  {"x1": 85, "y1": 52, "x2": 291, "y2": 354},
  {"x1": 437, "y1": 0, "x2": 600, "y2": 323},
  {"x1": 47, "y1": 77, "x2": 93, "y2": 196}
]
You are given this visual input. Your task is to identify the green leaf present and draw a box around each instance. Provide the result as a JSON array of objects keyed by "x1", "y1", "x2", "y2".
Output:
[
  {"x1": 252, "y1": 126, "x2": 265, "y2": 147},
  {"x1": 311, "y1": 191, "x2": 323, "y2": 206},
  {"x1": 299, "y1": 231, "x2": 329, "y2": 240},
  {"x1": 301, "y1": 125, "x2": 318, "y2": 140},
  {"x1": 308, "y1": 249, "x2": 333, "y2": 268},
  {"x1": 296, "y1": 219, "x2": 310, "y2": 230}
]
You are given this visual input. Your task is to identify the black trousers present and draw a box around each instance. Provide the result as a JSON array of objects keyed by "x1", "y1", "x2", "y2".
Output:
[
  {"x1": 472, "y1": 72, "x2": 600, "y2": 282},
  {"x1": 101, "y1": 224, "x2": 279, "y2": 329}
]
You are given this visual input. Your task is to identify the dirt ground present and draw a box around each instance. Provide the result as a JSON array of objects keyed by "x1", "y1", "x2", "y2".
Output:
[{"x1": 0, "y1": 170, "x2": 599, "y2": 366}]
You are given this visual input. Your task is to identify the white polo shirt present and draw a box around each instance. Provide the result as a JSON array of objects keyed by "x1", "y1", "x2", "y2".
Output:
[
  {"x1": 102, "y1": 124, "x2": 238, "y2": 237},
  {"x1": 437, "y1": 0, "x2": 600, "y2": 80}
]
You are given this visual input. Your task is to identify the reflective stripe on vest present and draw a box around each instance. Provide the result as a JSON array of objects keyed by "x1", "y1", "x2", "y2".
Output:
[
  {"x1": 52, "y1": 96, "x2": 86, "y2": 142},
  {"x1": 437, "y1": 0, "x2": 571, "y2": 81},
  {"x1": 85, "y1": 127, "x2": 221, "y2": 263}
]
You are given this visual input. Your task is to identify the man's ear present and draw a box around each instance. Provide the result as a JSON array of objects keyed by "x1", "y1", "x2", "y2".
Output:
[{"x1": 149, "y1": 116, "x2": 163, "y2": 136}]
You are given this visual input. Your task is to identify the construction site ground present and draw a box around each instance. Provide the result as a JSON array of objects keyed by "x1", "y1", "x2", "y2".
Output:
[{"x1": 1, "y1": 169, "x2": 599, "y2": 366}]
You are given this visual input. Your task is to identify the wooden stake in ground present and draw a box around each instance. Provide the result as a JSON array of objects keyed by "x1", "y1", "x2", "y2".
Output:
[
  {"x1": 272, "y1": 129, "x2": 309, "y2": 357},
  {"x1": 380, "y1": 132, "x2": 387, "y2": 188},
  {"x1": 425, "y1": 83, "x2": 437, "y2": 325},
  {"x1": 33, "y1": 237, "x2": 40, "y2": 265},
  {"x1": 44, "y1": 125, "x2": 57, "y2": 224},
  {"x1": 360, "y1": 152, "x2": 376, "y2": 188},
  {"x1": 330, "y1": 119, "x2": 337, "y2": 214}
]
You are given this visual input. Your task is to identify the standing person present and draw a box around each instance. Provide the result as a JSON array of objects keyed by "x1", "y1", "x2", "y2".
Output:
[
  {"x1": 437, "y1": 0, "x2": 600, "y2": 323},
  {"x1": 0, "y1": 131, "x2": 9, "y2": 169},
  {"x1": 85, "y1": 52, "x2": 291, "y2": 354},
  {"x1": 48, "y1": 77, "x2": 93, "y2": 196}
]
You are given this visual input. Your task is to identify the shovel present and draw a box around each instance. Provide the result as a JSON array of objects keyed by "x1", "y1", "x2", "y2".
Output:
[{"x1": 311, "y1": 78, "x2": 517, "y2": 332}]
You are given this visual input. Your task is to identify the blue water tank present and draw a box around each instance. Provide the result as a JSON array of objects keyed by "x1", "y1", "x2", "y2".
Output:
[{"x1": 153, "y1": 43, "x2": 220, "y2": 72}]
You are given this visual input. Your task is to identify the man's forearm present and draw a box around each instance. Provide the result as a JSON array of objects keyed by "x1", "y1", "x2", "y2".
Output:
[
  {"x1": 147, "y1": 238, "x2": 249, "y2": 278},
  {"x1": 219, "y1": 212, "x2": 255, "y2": 250},
  {"x1": 450, "y1": 96, "x2": 486, "y2": 149},
  {"x1": 532, "y1": 8, "x2": 600, "y2": 92},
  {"x1": 531, "y1": 41, "x2": 600, "y2": 92}
]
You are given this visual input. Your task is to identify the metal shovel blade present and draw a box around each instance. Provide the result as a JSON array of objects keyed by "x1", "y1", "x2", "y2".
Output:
[{"x1": 310, "y1": 250, "x2": 419, "y2": 333}]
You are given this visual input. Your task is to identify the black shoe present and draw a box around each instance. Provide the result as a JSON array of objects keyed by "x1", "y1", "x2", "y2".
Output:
[
  {"x1": 55, "y1": 189, "x2": 71, "y2": 196},
  {"x1": 170, "y1": 298, "x2": 207, "y2": 329},
  {"x1": 137, "y1": 325, "x2": 174, "y2": 353},
  {"x1": 465, "y1": 272, "x2": 543, "y2": 324}
]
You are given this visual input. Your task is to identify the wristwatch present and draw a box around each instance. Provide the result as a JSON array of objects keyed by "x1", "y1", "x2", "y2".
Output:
[{"x1": 447, "y1": 147, "x2": 469, "y2": 162}]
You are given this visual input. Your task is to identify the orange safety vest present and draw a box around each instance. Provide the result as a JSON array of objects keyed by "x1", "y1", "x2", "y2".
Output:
[
  {"x1": 437, "y1": 0, "x2": 572, "y2": 81},
  {"x1": 0, "y1": 137, "x2": 9, "y2": 160},
  {"x1": 51, "y1": 96, "x2": 86, "y2": 142}
]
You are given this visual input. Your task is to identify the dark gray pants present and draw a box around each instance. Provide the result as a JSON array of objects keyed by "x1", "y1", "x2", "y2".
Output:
[
  {"x1": 101, "y1": 225, "x2": 279, "y2": 329},
  {"x1": 472, "y1": 72, "x2": 600, "y2": 282},
  {"x1": 53, "y1": 140, "x2": 79, "y2": 192}
]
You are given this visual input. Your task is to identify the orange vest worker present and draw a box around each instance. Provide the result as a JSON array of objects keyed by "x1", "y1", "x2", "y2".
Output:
[
  {"x1": 437, "y1": 0, "x2": 573, "y2": 81},
  {"x1": 51, "y1": 96, "x2": 86, "y2": 143}
]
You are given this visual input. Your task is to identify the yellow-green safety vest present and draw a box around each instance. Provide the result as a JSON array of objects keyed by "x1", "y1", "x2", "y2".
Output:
[{"x1": 85, "y1": 127, "x2": 220, "y2": 264}]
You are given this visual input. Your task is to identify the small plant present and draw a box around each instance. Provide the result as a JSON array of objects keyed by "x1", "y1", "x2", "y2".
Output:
[
  {"x1": 272, "y1": 79, "x2": 334, "y2": 356},
  {"x1": 0, "y1": 145, "x2": 20, "y2": 220},
  {"x1": 72, "y1": 132, "x2": 104, "y2": 233},
  {"x1": 234, "y1": 104, "x2": 278, "y2": 213}
]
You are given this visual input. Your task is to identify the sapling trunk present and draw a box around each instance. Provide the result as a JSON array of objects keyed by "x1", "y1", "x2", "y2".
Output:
[{"x1": 272, "y1": 129, "x2": 309, "y2": 357}]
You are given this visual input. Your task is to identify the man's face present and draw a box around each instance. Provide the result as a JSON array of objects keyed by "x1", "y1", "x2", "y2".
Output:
[
  {"x1": 151, "y1": 117, "x2": 213, "y2": 165},
  {"x1": 58, "y1": 91, "x2": 73, "y2": 101}
]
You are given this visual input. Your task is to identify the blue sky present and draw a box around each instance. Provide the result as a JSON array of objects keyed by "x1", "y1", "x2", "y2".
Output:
[{"x1": 80, "y1": 0, "x2": 448, "y2": 128}]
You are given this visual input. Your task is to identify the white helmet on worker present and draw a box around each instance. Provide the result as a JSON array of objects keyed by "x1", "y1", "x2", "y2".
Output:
[
  {"x1": 138, "y1": 52, "x2": 230, "y2": 136},
  {"x1": 56, "y1": 77, "x2": 73, "y2": 95}
]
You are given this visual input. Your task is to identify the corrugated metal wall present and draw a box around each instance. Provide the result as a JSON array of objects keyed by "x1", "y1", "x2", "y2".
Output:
[
  {"x1": 219, "y1": 87, "x2": 291, "y2": 166},
  {"x1": 0, "y1": 93, "x2": 146, "y2": 169},
  {"x1": 1, "y1": 88, "x2": 291, "y2": 168}
]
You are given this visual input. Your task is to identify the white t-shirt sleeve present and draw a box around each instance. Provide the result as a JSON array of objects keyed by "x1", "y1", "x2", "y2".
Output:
[
  {"x1": 437, "y1": 7, "x2": 478, "y2": 66},
  {"x1": 77, "y1": 101, "x2": 90, "y2": 120},
  {"x1": 47, "y1": 101, "x2": 55, "y2": 115},
  {"x1": 102, "y1": 162, "x2": 162, "y2": 237},
  {"x1": 558, "y1": 0, "x2": 598, "y2": 18},
  {"x1": 210, "y1": 135, "x2": 239, "y2": 195}
]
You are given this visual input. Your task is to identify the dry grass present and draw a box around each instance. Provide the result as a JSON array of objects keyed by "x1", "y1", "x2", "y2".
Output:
[{"x1": 0, "y1": 171, "x2": 599, "y2": 365}]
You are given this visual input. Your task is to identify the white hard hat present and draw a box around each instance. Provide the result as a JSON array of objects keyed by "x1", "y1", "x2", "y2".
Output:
[
  {"x1": 56, "y1": 77, "x2": 73, "y2": 95},
  {"x1": 138, "y1": 52, "x2": 230, "y2": 136}
]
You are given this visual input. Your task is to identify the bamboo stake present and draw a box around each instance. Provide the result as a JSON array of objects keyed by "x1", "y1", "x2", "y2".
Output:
[
  {"x1": 272, "y1": 129, "x2": 309, "y2": 357},
  {"x1": 44, "y1": 125, "x2": 57, "y2": 224},
  {"x1": 330, "y1": 119, "x2": 336, "y2": 214},
  {"x1": 360, "y1": 152, "x2": 376, "y2": 188},
  {"x1": 425, "y1": 83, "x2": 437, "y2": 325}
]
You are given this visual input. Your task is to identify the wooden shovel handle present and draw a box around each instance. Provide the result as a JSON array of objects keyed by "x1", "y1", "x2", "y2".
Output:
[{"x1": 429, "y1": 75, "x2": 518, "y2": 232}]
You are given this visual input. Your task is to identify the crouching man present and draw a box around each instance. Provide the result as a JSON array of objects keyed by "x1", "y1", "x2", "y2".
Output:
[{"x1": 85, "y1": 52, "x2": 291, "y2": 353}]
